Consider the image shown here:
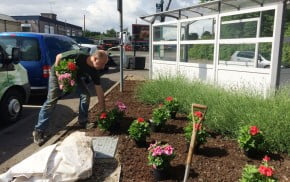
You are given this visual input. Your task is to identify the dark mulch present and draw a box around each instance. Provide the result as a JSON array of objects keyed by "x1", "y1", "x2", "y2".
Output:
[{"x1": 85, "y1": 80, "x2": 290, "y2": 182}]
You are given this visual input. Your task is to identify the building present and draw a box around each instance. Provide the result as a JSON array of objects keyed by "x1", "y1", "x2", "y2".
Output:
[
  {"x1": 12, "y1": 13, "x2": 82, "y2": 36},
  {"x1": 141, "y1": 0, "x2": 290, "y2": 96},
  {"x1": 0, "y1": 14, "x2": 20, "y2": 32}
]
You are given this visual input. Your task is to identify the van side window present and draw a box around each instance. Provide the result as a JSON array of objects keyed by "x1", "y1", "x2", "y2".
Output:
[
  {"x1": 20, "y1": 38, "x2": 40, "y2": 61},
  {"x1": 44, "y1": 37, "x2": 79, "y2": 63}
]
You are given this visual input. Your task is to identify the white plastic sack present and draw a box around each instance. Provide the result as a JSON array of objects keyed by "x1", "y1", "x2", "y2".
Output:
[{"x1": 0, "y1": 131, "x2": 93, "y2": 182}]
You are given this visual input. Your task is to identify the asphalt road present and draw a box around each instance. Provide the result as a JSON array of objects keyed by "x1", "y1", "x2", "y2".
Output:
[{"x1": 0, "y1": 51, "x2": 149, "y2": 173}]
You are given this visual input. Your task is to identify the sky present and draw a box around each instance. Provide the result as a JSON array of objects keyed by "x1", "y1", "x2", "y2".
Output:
[{"x1": 0, "y1": 0, "x2": 200, "y2": 33}]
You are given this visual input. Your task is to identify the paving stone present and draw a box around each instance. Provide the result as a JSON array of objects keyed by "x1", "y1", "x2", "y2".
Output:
[{"x1": 92, "y1": 136, "x2": 119, "y2": 159}]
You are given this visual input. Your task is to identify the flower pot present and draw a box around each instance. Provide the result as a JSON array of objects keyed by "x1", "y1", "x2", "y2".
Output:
[
  {"x1": 152, "y1": 167, "x2": 169, "y2": 181},
  {"x1": 134, "y1": 138, "x2": 147, "y2": 148},
  {"x1": 170, "y1": 111, "x2": 177, "y2": 119},
  {"x1": 149, "y1": 119, "x2": 162, "y2": 132},
  {"x1": 243, "y1": 148, "x2": 263, "y2": 159}
]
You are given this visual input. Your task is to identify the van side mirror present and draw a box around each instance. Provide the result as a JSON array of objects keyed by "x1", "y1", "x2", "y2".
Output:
[{"x1": 12, "y1": 47, "x2": 21, "y2": 64}]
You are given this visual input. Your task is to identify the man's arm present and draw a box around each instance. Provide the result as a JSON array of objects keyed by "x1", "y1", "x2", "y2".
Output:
[
  {"x1": 54, "y1": 54, "x2": 62, "y2": 77},
  {"x1": 95, "y1": 85, "x2": 106, "y2": 111}
]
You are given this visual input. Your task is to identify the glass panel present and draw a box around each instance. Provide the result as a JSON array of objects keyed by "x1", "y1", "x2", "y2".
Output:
[
  {"x1": 282, "y1": 42, "x2": 290, "y2": 68},
  {"x1": 0, "y1": 37, "x2": 17, "y2": 57},
  {"x1": 181, "y1": 18, "x2": 215, "y2": 40},
  {"x1": 219, "y1": 43, "x2": 271, "y2": 68},
  {"x1": 153, "y1": 24, "x2": 177, "y2": 41},
  {"x1": 20, "y1": 37, "x2": 41, "y2": 61},
  {"x1": 180, "y1": 44, "x2": 214, "y2": 64},
  {"x1": 258, "y1": 43, "x2": 272, "y2": 68},
  {"x1": 153, "y1": 45, "x2": 176, "y2": 61},
  {"x1": 220, "y1": 10, "x2": 274, "y2": 39}
]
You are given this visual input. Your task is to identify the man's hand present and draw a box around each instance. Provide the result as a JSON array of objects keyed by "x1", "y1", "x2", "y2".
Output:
[{"x1": 54, "y1": 54, "x2": 62, "y2": 77}]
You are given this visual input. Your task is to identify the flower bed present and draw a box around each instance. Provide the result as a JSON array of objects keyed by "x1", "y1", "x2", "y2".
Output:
[{"x1": 85, "y1": 80, "x2": 290, "y2": 182}]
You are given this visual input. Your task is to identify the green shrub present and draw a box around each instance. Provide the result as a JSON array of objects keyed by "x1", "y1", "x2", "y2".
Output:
[{"x1": 136, "y1": 76, "x2": 290, "y2": 154}]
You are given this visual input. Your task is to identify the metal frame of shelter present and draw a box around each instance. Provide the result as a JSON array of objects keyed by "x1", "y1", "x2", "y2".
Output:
[{"x1": 141, "y1": 0, "x2": 290, "y2": 96}]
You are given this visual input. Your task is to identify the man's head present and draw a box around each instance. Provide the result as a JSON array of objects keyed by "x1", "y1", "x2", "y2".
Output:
[{"x1": 91, "y1": 50, "x2": 108, "y2": 70}]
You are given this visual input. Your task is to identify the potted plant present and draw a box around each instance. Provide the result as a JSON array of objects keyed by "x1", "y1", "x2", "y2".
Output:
[
  {"x1": 97, "y1": 111, "x2": 115, "y2": 131},
  {"x1": 54, "y1": 58, "x2": 77, "y2": 93},
  {"x1": 184, "y1": 122, "x2": 209, "y2": 153},
  {"x1": 237, "y1": 125, "x2": 266, "y2": 157},
  {"x1": 240, "y1": 155, "x2": 277, "y2": 182},
  {"x1": 128, "y1": 117, "x2": 150, "y2": 147},
  {"x1": 164, "y1": 96, "x2": 179, "y2": 119},
  {"x1": 147, "y1": 141, "x2": 175, "y2": 181},
  {"x1": 150, "y1": 104, "x2": 170, "y2": 132},
  {"x1": 111, "y1": 101, "x2": 127, "y2": 119}
]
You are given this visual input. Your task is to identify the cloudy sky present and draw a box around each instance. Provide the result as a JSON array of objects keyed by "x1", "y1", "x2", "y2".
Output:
[{"x1": 0, "y1": 0, "x2": 200, "y2": 33}]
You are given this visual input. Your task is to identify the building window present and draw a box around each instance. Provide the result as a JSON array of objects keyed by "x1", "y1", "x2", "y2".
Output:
[{"x1": 21, "y1": 24, "x2": 31, "y2": 32}]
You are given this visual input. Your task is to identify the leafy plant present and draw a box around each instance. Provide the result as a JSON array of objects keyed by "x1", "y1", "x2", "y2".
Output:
[
  {"x1": 151, "y1": 105, "x2": 170, "y2": 127},
  {"x1": 237, "y1": 125, "x2": 266, "y2": 153},
  {"x1": 147, "y1": 141, "x2": 175, "y2": 170},
  {"x1": 164, "y1": 96, "x2": 180, "y2": 113},
  {"x1": 184, "y1": 110, "x2": 208, "y2": 145},
  {"x1": 128, "y1": 117, "x2": 150, "y2": 141},
  {"x1": 111, "y1": 101, "x2": 127, "y2": 119},
  {"x1": 54, "y1": 59, "x2": 78, "y2": 93},
  {"x1": 97, "y1": 111, "x2": 115, "y2": 130},
  {"x1": 240, "y1": 155, "x2": 277, "y2": 182}
]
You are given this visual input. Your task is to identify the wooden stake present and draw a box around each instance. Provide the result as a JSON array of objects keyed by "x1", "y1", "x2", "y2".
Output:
[{"x1": 183, "y1": 103, "x2": 207, "y2": 182}]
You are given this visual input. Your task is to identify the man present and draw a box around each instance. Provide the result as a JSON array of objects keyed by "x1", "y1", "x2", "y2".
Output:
[{"x1": 33, "y1": 49, "x2": 108, "y2": 146}]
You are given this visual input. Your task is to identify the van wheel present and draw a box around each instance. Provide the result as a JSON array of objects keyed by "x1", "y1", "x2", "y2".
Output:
[{"x1": 0, "y1": 90, "x2": 23, "y2": 124}]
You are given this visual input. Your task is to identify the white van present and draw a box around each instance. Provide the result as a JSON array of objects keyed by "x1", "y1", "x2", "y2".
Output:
[
  {"x1": 230, "y1": 51, "x2": 271, "y2": 68},
  {"x1": 0, "y1": 46, "x2": 30, "y2": 123}
]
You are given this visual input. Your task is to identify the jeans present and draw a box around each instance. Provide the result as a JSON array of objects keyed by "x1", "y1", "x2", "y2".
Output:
[{"x1": 34, "y1": 66, "x2": 90, "y2": 132}]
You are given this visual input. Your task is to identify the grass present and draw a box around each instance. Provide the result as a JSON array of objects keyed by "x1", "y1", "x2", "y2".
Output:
[{"x1": 136, "y1": 76, "x2": 290, "y2": 154}]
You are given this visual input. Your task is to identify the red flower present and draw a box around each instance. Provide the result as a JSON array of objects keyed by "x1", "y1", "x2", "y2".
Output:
[
  {"x1": 67, "y1": 62, "x2": 77, "y2": 71},
  {"x1": 100, "y1": 112, "x2": 107, "y2": 119},
  {"x1": 263, "y1": 155, "x2": 270, "y2": 162},
  {"x1": 159, "y1": 103, "x2": 163, "y2": 107},
  {"x1": 249, "y1": 126, "x2": 259, "y2": 136},
  {"x1": 137, "y1": 117, "x2": 144, "y2": 123},
  {"x1": 166, "y1": 96, "x2": 173, "y2": 102},
  {"x1": 259, "y1": 165, "x2": 274, "y2": 177},
  {"x1": 194, "y1": 123, "x2": 202, "y2": 131},
  {"x1": 194, "y1": 111, "x2": 203, "y2": 119}
]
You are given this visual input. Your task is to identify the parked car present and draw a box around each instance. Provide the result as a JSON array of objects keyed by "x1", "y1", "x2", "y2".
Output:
[
  {"x1": 230, "y1": 51, "x2": 271, "y2": 68},
  {"x1": 0, "y1": 32, "x2": 80, "y2": 93},
  {"x1": 0, "y1": 45, "x2": 30, "y2": 123},
  {"x1": 70, "y1": 36, "x2": 98, "y2": 55}
]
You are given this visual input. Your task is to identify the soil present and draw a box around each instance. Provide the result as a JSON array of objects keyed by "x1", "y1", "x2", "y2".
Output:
[{"x1": 85, "y1": 80, "x2": 290, "y2": 182}]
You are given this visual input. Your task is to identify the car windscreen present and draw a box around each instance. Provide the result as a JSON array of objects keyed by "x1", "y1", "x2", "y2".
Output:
[{"x1": 0, "y1": 36, "x2": 41, "y2": 61}]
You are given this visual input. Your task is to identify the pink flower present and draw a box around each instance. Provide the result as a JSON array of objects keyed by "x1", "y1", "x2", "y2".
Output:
[
  {"x1": 263, "y1": 155, "x2": 270, "y2": 162},
  {"x1": 152, "y1": 146, "x2": 163, "y2": 156},
  {"x1": 59, "y1": 84, "x2": 63, "y2": 90},
  {"x1": 116, "y1": 101, "x2": 126, "y2": 111},
  {"x1": 249, "y1": 126, "x2": 259, "y2": 136},
  {"x1": 163, "y1": 145, "x2": 174, "y2": 155},
  {"x1": 70, "y1": 80, "x2": 75, "y2": 86}
]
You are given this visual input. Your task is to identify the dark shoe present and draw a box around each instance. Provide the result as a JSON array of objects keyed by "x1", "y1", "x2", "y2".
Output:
[{"x1": 32, "y1": 130, "x2": 45, "y2": 146}]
